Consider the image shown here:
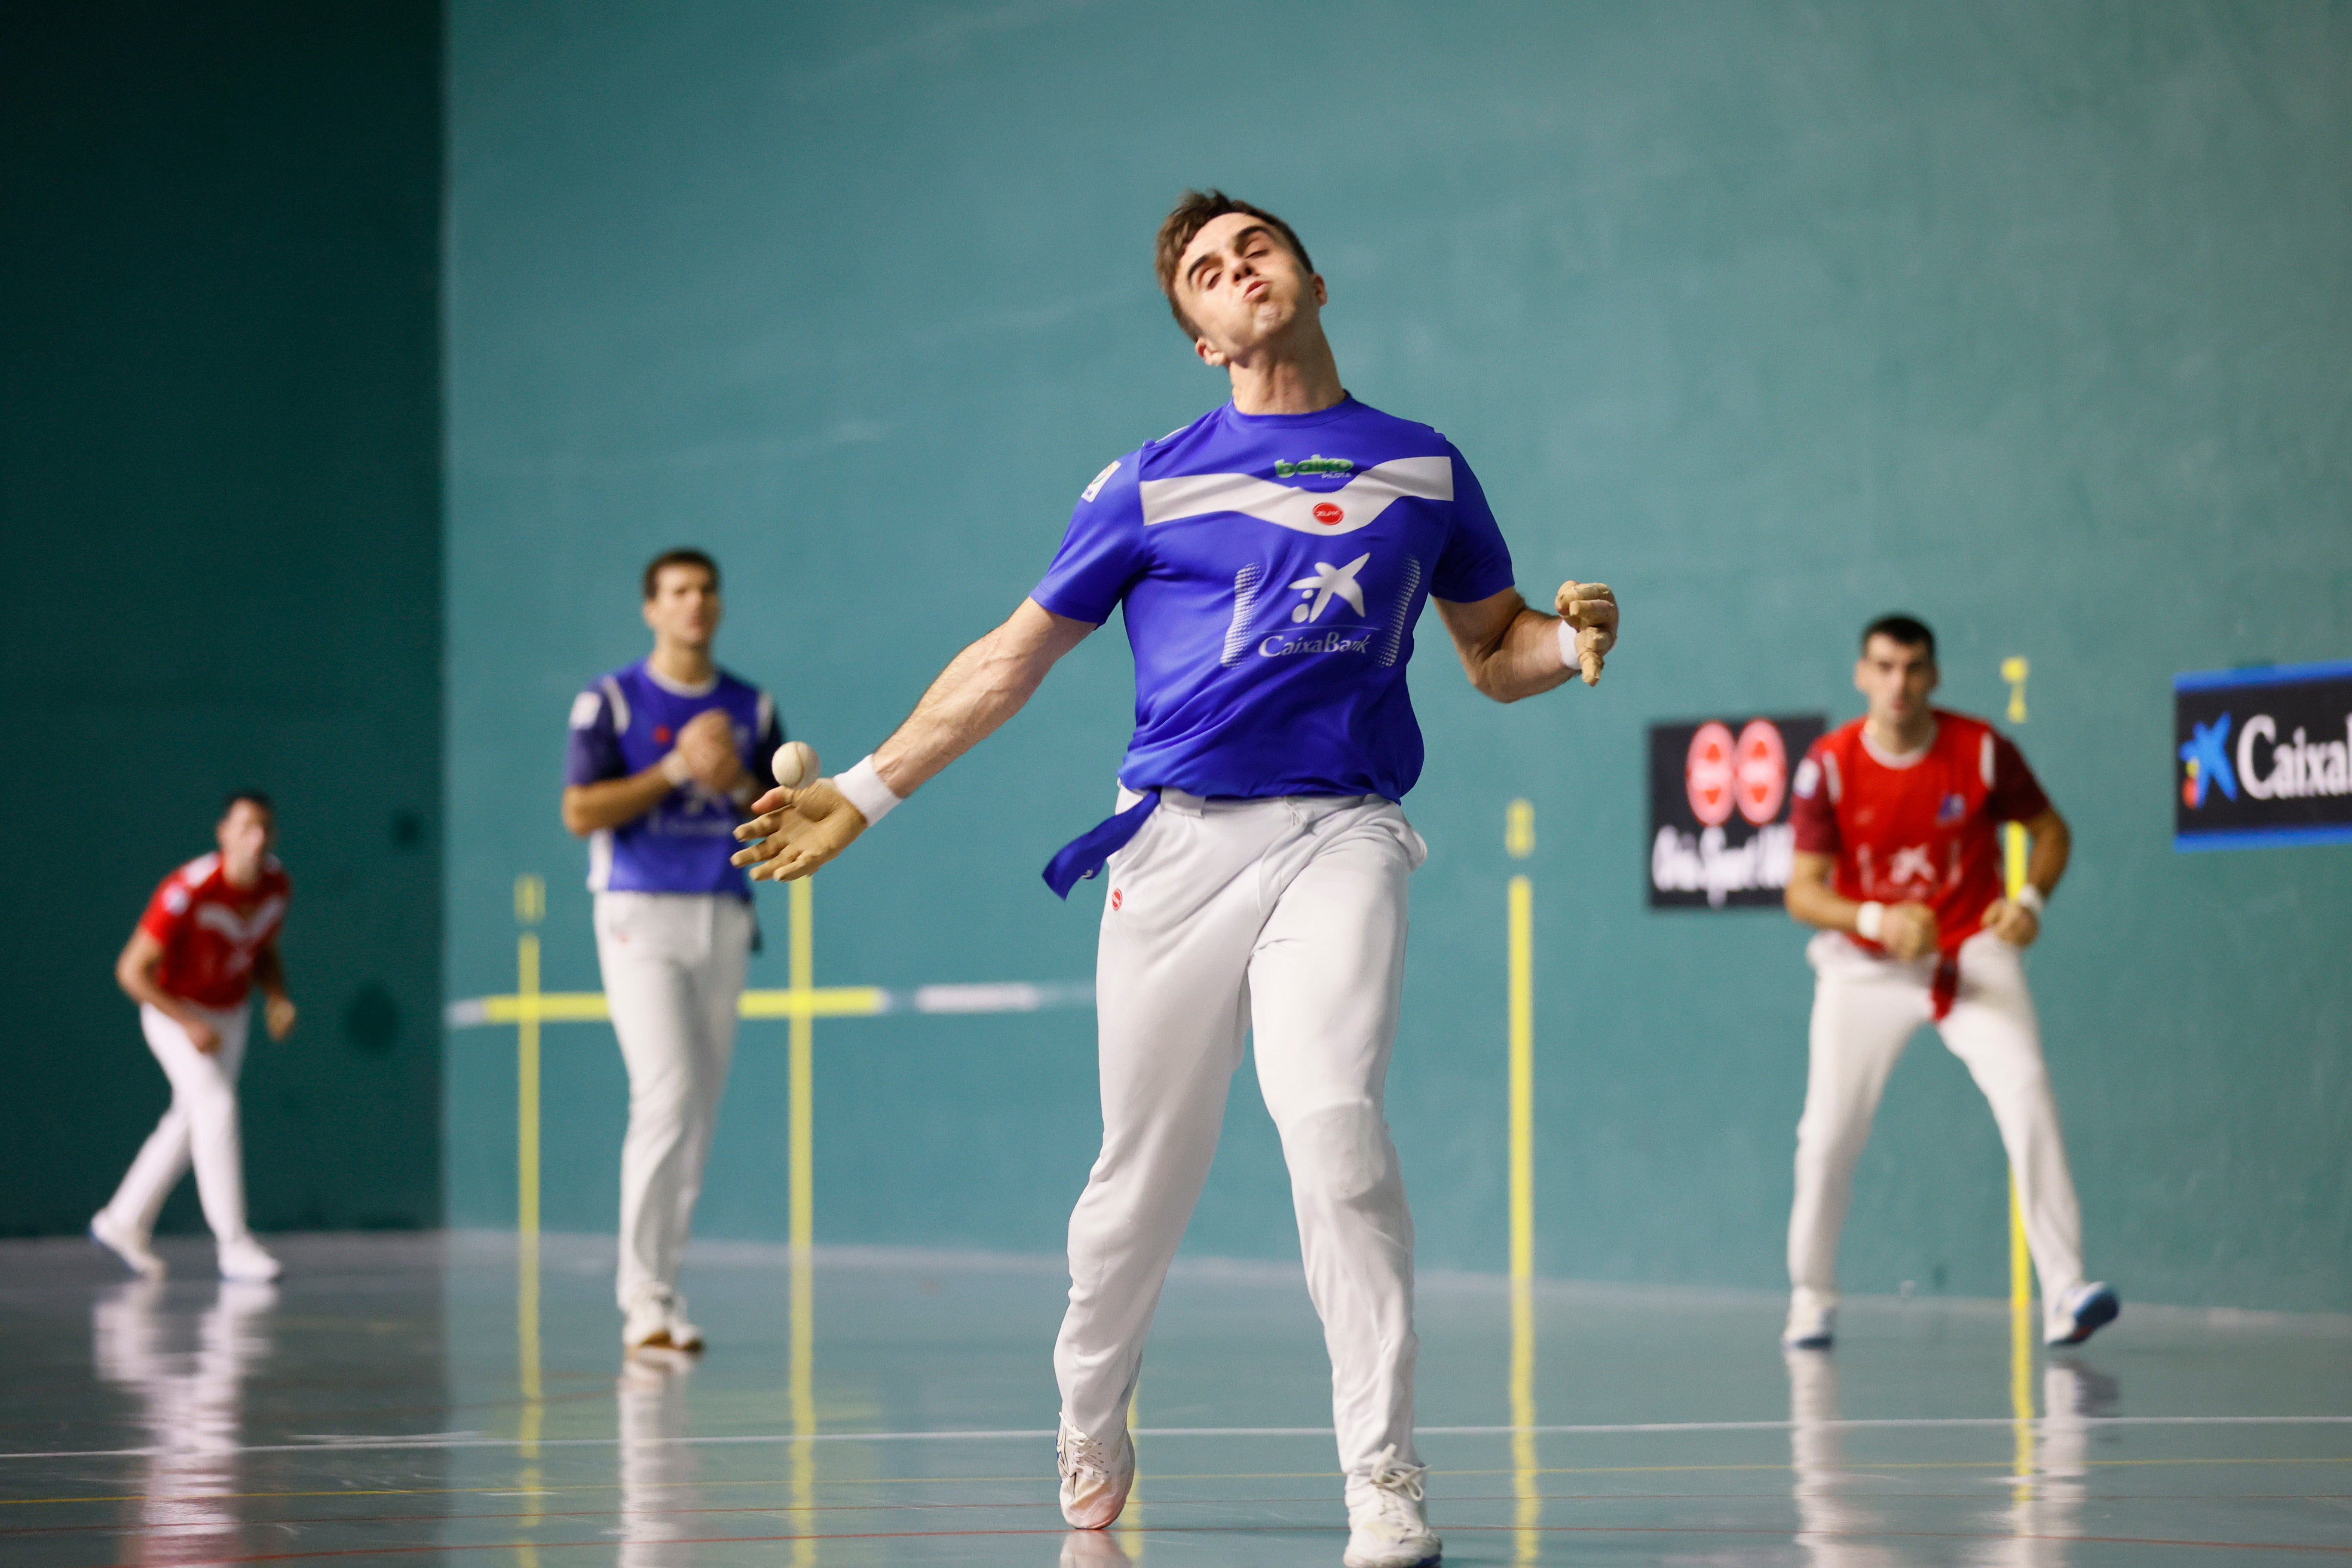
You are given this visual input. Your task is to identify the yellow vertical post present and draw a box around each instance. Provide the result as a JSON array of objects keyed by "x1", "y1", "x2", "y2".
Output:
[
  {"x1": 2000, "y1": 660, "x2": 2036, "y2": 1487},
  {"x1": 787, "y1": 876, "x2": 817, "y2": 1565},
  {"x1": 512, "y1": 875, "x2": 546, "y2": 1565},
  {"x1": 1504, "y1": 799, "x2": 1538, "y2": 1563}
]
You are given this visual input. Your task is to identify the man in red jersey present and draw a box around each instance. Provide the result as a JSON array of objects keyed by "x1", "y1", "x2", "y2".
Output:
[
  {"x1": 1780, "y1": 616, "x2": 2117, "y2": 1351},
  {"x1": 90, "y1": 792, "x2": 298, "y2": 1283}
]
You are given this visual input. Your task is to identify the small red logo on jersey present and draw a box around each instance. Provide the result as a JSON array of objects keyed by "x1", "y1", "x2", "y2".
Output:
[
  {"x1": 1312, "y1": 502, "x2": 1344, "y2": 526},
  {"x1": 1110, "y1": 888, "x2": 1123, "y2": 911},
  {"x1": 653, "y1": 725, "x2": 672, "y2": 744}
]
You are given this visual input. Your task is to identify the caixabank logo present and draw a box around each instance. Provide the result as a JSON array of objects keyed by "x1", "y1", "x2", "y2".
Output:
[{"x1": 2174, "y1": 659, "x2": 2352, "y2": 851}]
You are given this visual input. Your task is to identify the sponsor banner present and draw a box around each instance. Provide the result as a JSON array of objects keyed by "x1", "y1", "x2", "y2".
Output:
[
  {"x1": 1649, "y1": 714, "x2": 1827, "y2": 908},
  {"x1": 2175, "y1": 659, "x2": 2352, "y2": 851}
]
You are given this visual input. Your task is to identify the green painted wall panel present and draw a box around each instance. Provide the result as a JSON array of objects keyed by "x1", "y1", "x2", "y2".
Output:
[
  {"x1": 0, "y1": 3, "x2": 445, "y2": 1235},
  {"x1": 447, "y1": 1, "x2": 2350, "y2": 1308}
]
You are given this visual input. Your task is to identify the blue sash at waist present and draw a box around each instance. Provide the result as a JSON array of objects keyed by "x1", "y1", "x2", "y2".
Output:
[{"x1": 1041, "y1": 792, "x2": 1160, "y2": 900}]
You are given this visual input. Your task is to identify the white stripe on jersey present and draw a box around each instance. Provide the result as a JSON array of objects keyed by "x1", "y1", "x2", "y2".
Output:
[{"x1": 1139, "y1": 456, "x2": 1453, "y2": 536}]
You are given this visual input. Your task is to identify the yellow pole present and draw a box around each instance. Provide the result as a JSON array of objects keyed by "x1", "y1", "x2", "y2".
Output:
[
  {"x1": 788, "y1": 876, "x2": 816, "y2": 1566},
  {"x1": 1504, "y1": 799, "x2": 1538, "y2": 1563},
  {"x1": 513, "y1": 876, "x2": 545, "y2": 1565},
  {"x1": 2000, "y1": 660, "x2": 2036, "y2": 1488}
]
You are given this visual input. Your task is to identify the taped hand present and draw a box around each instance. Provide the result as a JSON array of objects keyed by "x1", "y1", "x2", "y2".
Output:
[
  {"x1": 1555, "y1": 581, "x2": 1619, "y2": 685},
  {"x1": 1981, "y1": 897, "x2": 2041, "y2": 948},
  {"x1": 730, "y1": 779, "x2": 868, "y2": 882}
]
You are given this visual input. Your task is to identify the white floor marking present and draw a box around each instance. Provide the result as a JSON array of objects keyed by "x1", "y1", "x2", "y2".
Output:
[{"x1": 6, "y1": 1415, "x2": 2347, "y2": 1462}]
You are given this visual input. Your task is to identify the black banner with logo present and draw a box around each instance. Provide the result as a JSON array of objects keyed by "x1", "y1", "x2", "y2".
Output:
[
  {"x1": 2174, "y1": 660, "x2": 2352, "y2": 851},
  {"x1": 1649, "y1": 714, "x2": 1828, "y2": 908}
]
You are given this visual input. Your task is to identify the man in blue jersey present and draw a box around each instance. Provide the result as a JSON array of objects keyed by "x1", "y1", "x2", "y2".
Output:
[
  {"x1": 732, "y1": 192, "x2": 1618, "y2": 1568},
  {"x1": 564, "y1": 548, "x2": 784, "y2": 1353}
]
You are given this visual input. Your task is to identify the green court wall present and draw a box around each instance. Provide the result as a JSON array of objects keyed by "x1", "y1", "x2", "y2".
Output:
[
  {"x1": 1, "y1": 3, "x2": 445, "y2": 1236},
  {"x1": 445, "y1": 1, "x2": 2351, "y2": 1309}
]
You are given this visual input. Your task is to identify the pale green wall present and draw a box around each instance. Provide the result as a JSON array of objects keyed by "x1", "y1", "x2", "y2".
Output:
[{"x1": 446, "y1": 1, "x2": 2351, "y2": 1308}]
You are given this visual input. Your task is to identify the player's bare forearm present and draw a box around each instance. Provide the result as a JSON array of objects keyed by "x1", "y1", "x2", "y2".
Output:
[
  {"x1": 1437, "y1": 580, "x2": 1617, "y2": 702},
  {"x1": 2022, "y1": 807, "x2": 2070, "y2": 896},
  {"x1": 1436, "y1": 591, "x2": 1576, "y2": 703},
  {"x1": 114, "y1": 929, "x2": 199, "y2": 1029},
  {"x1": 253, "y1": 943, "x2": 288, "y2": 1001},
  {"x1": 561, "y1": 766, "x2": 676, "y2": 836},
  {"x1": 1783, "y1": 852, "x2": 1860, "y2": 932},
  {"x1": 729, "y1": 600, "x2": 1092, "y2": 884},
  {"x1": 870, "y1": 599, "x2": 1095, "y2": 796}
]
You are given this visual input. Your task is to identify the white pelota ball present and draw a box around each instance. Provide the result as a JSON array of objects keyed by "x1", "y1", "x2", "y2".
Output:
[{"x1": 771, "y1": 741, "x2": 819, "y2": 789}]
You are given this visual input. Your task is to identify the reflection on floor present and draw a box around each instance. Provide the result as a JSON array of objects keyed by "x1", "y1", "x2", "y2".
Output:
[{"x1": 2, "y1": 1232, "x2": 2347, "y2": 1565}]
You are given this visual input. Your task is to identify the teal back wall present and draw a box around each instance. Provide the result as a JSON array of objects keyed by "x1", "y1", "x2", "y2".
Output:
[
  {"x1": 447, "y1": 1, "x2": 2351, "y2": 1308},
  {"x1": 1, "y1": 3, "x2": 445, "y2": 1235}
]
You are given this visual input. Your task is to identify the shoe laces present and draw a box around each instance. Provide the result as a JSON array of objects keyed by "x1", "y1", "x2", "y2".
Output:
[
  {"x1": 1354, "y1": 1444, "x2": 1427, "y2": 1528},
  {"x1": 1059, "y1": 1425, "x2": 1111, "y2": 1483}
]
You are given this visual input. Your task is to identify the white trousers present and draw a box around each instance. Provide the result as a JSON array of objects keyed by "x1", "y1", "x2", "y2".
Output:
[
  {"x1": 1054, "y1": 789, "x2": 1427, "y2": 1479},
  {"x1": 101, "y1": 1003, "x2": 255, "y2": 1246},
  {"x1": 1788, "y1": 930, "x2": 2086, "y2": 1333},
  {"x1": 594, "y1": 892, "x2": 751, "y2": 1311}
]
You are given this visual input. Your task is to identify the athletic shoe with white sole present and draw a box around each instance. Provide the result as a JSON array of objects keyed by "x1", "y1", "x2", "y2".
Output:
[
  {"x1": 217, "y1": 1236, "x2": 282, "y2": 1282},
  {"x1": 623, "y1": 1287, "x2": 680, "y2": 1351},
  {"x1": 665, "y1": 1293, "x2": 705, "y2": 1353},
  {"x1": 89, "y1": 1210, "x2": 165, "y2": 1280},
  {"x1": 2045, "y1": 1281, "x2": 2119, "y2": 1347},
  {"x1": 1056, "y1": 1414, "x2": 1134, "y2": 1529},
  {"x1": 1343, "y1": 1445, "x2": 1441, "y2": 1568},
  {"x1": 1782, "y1": 1297, "x2": 1834, "y2": 1351}
]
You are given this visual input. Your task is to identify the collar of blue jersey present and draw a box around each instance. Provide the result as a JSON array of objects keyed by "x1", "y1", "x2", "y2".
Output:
[{"x1": 640, "y1": 659, "x2": 721, "y2": 698}]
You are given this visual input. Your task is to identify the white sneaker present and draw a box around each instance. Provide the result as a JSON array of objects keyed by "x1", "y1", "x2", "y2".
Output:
[
  {"x1": 2045, "y1": 1282, "x2": 2120, "y2": 1347},
  {"x1": 90, "y1": 1211, "x2": 165, "y2": 1280},
  {"x1": 217, "y1": 1236, "x2": 282, "y2": 1282},
  {"x1": 1055, "y1": 1414, "x2": 1135, "y2": 1529},
  {"x1": 623, "y1": 1287, "x2": 679, "y2": 1351},
  {"x1": 1344, "y1": 1445, "x2": 1441, "y2": 1568},
  {"x1": 665, "y1": 1293, "x2": 705, "y2": 1353},
  {"x1": 1782, "y1": 1295, "x2": 1834, "y2": 1350}
]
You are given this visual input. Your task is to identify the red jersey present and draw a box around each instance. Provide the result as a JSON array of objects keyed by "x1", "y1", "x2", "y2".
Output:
[
  {"x1": 1789, "y1": 710, "x2": 2050, "y2": 957},
  {"x1": 137, "y1": 852, "x2": 291, "y2": 1009}
]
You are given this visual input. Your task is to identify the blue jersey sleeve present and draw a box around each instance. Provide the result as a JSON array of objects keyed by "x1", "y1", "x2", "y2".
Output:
[
  {"x1": 1031, "y1": 452, "x2": 1147, "y2": 624},
  {"x1": 1429, "y1": 442, "x2": 1517, "y2": 604},
  {"x1": 565, "y1": 685, "x2": 624, "y2": 786}
]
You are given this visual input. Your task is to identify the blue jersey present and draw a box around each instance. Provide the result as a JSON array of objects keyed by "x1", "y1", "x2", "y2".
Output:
[
  {"x1": 1032, "y1": 397, "x2": 1516, "y2": 800},
  {"x1": 565, "y1": 661, "x2": 785, "y2": 897}
]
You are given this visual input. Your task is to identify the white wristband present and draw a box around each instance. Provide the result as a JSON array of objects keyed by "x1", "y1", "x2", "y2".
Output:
[
  {"x1": 1556, "y1": 616, "x2": 1578, "y2": 670},
  {"x1": 2014, "y1": 885, "x2": 2046, "y2": 916},
  {"x1": 1855, "y1": 901, "x2": 1886, "y2": 941},
  {"x1": 833, "y1": 754, "x2": 902, "y2": 827},
  {"x1": 659, "y1": 750, "x2": 694, "y2": 787}
]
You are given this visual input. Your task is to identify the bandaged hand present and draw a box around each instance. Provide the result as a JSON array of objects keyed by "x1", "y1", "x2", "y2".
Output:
[
  {"x1": 676, "y1": 708, "x2": 744, "y2": 794},
  {"x1": 730, "y1": 779, "x2": 868, "y2": 882},
  {"x1": 1554, "y1": 581, "x2": 1619, "y2": 685},
  {"x1": 1879, "y1": 901, "x2": 1939, "y2": 962},
  {"x1": 1981, "y1": 897, "x2": 2041, "y2": 948}
]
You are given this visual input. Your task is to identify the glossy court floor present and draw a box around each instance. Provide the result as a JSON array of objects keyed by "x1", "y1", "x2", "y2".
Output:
[{"x1": 4, "y1": 1234, "x2": 2348, "y2": 1566}]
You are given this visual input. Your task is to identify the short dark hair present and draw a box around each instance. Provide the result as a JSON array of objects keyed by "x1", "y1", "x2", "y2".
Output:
[
  {"x1": 221, "y1": 790, "x2": 274, "y2": 819},
  {"x1": 643, "y1": 548, "x2": 720, "y2": 600},
  {"x1": 1861, "y1": 614, "x2": 1936, "y2": 661},
  {"x1": 1154, "y1": 189, "x2": 1315, "y2": 341}
]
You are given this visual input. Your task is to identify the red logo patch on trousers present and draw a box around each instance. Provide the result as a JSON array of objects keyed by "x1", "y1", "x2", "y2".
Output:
[{"x1": 1110, "y1": 888, "x2": 1123, "y2": 911}]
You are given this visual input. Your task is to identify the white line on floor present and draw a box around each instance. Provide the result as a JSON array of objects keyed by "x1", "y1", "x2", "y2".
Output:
[{"x1": 5, "y1": 1415, "x2": 2347, "y2": 1462}]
